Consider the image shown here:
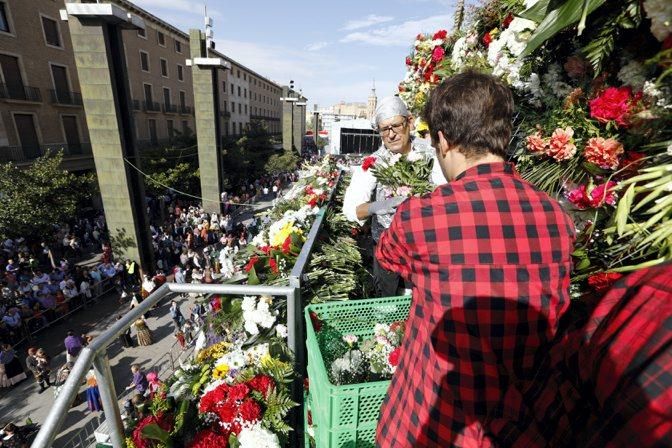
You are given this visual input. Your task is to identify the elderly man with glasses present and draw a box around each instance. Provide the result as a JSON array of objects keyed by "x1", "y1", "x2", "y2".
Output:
[{"x1": 343, "y1": 96, "x2": 446, "y2": 297}]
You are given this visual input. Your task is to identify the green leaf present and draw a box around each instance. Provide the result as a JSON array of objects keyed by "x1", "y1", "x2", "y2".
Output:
[
  {"x1": 247, "y1": 266, "x2": 260, "y2": 285},
  {"x1": 521, "y1": 0, "x2": 606, "y2": 57},
  {"x1": 616, "y1": 183, "x2": 635, "y2": 237},
  {"x1": 229, "y1": 434, "x2": 241, "y2": 448},
  {"x1": 140, "y1": 423, "x2": 173, "y2": 446},
  {"x1": 519, "y1": 0, "x2": 552, "y2": 22}
]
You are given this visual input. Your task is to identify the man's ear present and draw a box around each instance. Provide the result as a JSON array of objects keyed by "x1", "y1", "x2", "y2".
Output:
[{"x1": 437, "y1": 131, "x2": 451, "y2": 158}]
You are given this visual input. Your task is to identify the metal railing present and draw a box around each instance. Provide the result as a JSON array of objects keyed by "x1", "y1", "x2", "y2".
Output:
[
  {"x1": 0, "y1": 83, "x2": 42, "y2": 102},
  {"x1": 142, "y1": 100, "x2": 161, "y2": 112},
  {"x1": 0, "y1": 143, "x2": 92, "y2": 163},
  {"x1": 179, "y1": 105, "x2": 193, "y2": 115},
  {"x1": 131, "y1": 100, "x2": 142, "y2": 111},
  {"x1": 162, "y1": 103, "x2": 178, "y2": 113},
  {"x1": 49, "y1": 90, "x2": 83, "y2": 106}
]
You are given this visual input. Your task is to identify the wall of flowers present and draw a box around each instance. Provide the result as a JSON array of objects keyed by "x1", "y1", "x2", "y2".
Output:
[{"x1": 399, "y1": 0, "x2": 671, "y2": 298}]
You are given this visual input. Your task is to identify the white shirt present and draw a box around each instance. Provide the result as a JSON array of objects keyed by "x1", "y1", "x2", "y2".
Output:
[{"x1": 342, "y1": 143, "x2": 446, "y2": 226}]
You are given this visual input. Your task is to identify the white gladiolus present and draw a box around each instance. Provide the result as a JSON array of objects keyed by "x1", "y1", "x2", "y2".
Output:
[{"x1": 238, "y1": 423, "x2": 281, "y2": 448}]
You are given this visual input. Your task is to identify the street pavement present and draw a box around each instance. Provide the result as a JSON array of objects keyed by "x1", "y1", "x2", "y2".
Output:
[{"x1": 0, "y1": 192, "x2": 281, "y2": 447}]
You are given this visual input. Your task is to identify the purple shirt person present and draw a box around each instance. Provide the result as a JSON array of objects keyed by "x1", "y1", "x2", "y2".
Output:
[
  {"x1": 126, "y1": 364, "x2": 148, "y2": 394},
  {"x1": 64, "y1": 330, "x2": 84, "y2": 363}
]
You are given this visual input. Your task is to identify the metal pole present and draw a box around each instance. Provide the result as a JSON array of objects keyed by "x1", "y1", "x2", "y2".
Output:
[{"x1": 93, "y1": 352, "x2": 125, "y2": 448}]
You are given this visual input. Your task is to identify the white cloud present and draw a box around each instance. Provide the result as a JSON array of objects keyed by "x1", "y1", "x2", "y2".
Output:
[
  {"x1": 341, "y1": 14, "x2": 394, "y2": 31},
  {"x1": 305, "y1": 41, "x2": 329, "y2": 52},
  {"x1": 341, "y1": 15, "x2": 452, "y2": 46}
]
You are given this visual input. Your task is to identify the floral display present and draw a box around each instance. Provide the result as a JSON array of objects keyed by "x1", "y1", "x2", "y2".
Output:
[
  {"x1": 312, "y1": 314, "x2": 406, "y2": 386},
  {"x1": 367, "y1": 151, "x2": 435, "y2": 197},
  {"x1": 396, "y1": 0, "x2": 672, "y2": 298}
]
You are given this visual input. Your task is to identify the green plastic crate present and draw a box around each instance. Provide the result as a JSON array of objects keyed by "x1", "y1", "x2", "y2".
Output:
[{"x1": 305, "y1": 296, "x2": 412, "y2": 448}]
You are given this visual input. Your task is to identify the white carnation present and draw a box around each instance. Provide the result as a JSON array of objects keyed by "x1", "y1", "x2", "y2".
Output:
[
  {"x1": 242, "y1": 296, "x2": 257, "y2": 312},
  {"x1": 275, "y1": 324, "x2": 288, "y2": 339},
  {"x1": 238, "y1": 423, "x2": 281, "y2": 448}
]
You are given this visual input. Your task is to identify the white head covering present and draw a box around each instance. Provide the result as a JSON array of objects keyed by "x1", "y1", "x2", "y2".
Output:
[{"x1": 374, "y1": 96, "x2": 410, "y2": 128}]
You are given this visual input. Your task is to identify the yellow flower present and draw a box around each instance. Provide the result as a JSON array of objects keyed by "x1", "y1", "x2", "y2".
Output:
[
  {"x1": 212, "y1": 363, "x2": 229, "y2": 380},
  {"x1": 271, "y1": 222, "x2": 303, "y2": 247},
  {"x1": 196, "y1": 341, "x2": 231, "y2": 363}
]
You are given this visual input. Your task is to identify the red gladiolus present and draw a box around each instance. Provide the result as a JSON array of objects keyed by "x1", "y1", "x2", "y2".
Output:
[
  {"x1": 482, "y1": 32, "x2": 493, "y2": 47},
  {"x1": 388, "y1": 347, "x2": 401, "y2": 367},
  {"x1": 362, "y1": 156, "x2": 376, "y2": 171},
  {"x1": 282, "y1": 236, "x2": 292, "y2": 255},
  {"x1": 432, "y1": 30, "x2": 448, "y2": 40},
  {"x1": 259, "y1": 245, "x2": 271, "y2": 255},
  {"x1": 244, "y1": 256, "x2": 259, "y2": 272},
  {"x1": 588, "y1": 272, "x2": 623, "y2": 294},
  {"x1": 269, "y1": 258, "x2": 279, "y2": 274},
  {"x1": 431, "y1": 46, "x2": 445, "y2": 62}
]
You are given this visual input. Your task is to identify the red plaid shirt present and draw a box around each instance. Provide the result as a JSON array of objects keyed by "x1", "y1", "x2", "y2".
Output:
[{"x1": 375, "y1": 162, "x2": 575, "y2": 447}]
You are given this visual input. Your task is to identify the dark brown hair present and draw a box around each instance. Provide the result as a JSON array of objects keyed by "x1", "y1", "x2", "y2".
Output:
[{"x1": 423, "y1": 70, "x2": 514, "y2": 159}]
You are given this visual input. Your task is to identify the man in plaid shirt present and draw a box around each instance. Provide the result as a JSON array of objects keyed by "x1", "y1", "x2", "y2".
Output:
[{"x1": 375, "y1": 71, "x2": 576, "y2": 447}]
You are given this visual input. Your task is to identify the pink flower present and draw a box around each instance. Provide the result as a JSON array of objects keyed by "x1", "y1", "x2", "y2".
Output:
[
  {"x1": 589, "y1": 86, "x2": 641, "y2": 128},
  {"x1": 431, "y1": 46, "x2": 446, "y2": 62},
  {"x1": 566, "y1": 181, "x2": 618, "y2": 209},
  {"x1": 583, "y1": 137, "x2": 624, "y2": 170},
  {"x1": 525, "y1": 131, "x2": 548, "y2": 154},
  {"x1": 395, "y1": 186, "x2": 413, "y2": 197},
  {"x1": 546, "y1": 127, "x2": 577, "y2": 161}
]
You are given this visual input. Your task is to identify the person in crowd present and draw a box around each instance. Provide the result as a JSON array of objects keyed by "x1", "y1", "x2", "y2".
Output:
[
  {"x1": 125, "y1": 364, "x2": 148, "y2": 395},
  {"x1": 0, "y1": 423, "x2": 28, "y2": 448},
  {"x1": 133, "y1": 317, "x2": 153, "y2": 346},
  {"x1": 374, "y1": 72, "x2": 575, "y2": 447},
  {"x1": 0, "y1": 344, "x2": 26, "y2": 385},
  {"x1": 64, "y1": 330, "x2": 85, "y2": 364},
  {"x1": 343, "y1": 96, "x2": 446, "y2": 297},
  {"x1": 117, "y1": 315, "x2": 134, "y2": 348},
  {"x1": 146, "y1": 371, "x2": 162, "y2": 399},
  {"x1": 26, "y1": 347, "x2": 51, "y2": 393},
  {"x1": 169, "y1": 300, "x2": 184, "y2": 330},
  {"x1": 85, "y1": 369, "x2": 103, "y2": 413}
]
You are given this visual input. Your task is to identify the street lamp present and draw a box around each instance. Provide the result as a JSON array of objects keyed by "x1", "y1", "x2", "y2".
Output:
[{"x1": 280, "y1": 81, "x2": 300, "y2": 151}]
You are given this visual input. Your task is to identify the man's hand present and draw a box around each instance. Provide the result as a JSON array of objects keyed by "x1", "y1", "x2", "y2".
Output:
[{"x1": 367, "y1": 196, "x2": 406, "y2": 216}]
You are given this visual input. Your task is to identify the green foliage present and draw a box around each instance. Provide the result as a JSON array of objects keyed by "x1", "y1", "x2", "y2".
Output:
[
  {"x1": 260, "y1": 387, "x2": 297, "y2": 435},
  {"x1": 0, "y1": 150, "x2": 93, "y2": 240},
  {"x1": 140, "y1": 423, "x2": 173, "y2": 447},
  {"x1": 264, "y1": 151, "x2": 300, "y2": 174}
]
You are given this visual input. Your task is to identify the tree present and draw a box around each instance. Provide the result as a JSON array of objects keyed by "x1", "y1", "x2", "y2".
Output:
[
  {"x1": 0, "y1": 150, "x2": 94, "y2": 241},
  {"x1": 264, "y1": 151, "x2": 300, "y2": 174}
]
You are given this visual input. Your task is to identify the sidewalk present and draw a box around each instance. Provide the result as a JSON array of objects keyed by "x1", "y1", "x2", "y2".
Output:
[{"x1": 0, "y1": 288, "x2": 197, "y2": 447}]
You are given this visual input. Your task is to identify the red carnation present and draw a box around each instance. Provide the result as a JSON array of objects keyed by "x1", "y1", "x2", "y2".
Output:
[
  {"x1": 588, "y1": 272, "x2": 623, "y2": 294},
  {"x1": 188, "y1": 429, "x2": 230, "y2": 448},
  {"x1": 238, "y1": 398, "x2": 262, "y2": 423},
  {"x1": 589, "y1": 86, "x2": 640, "y2": 128},
  {"x1": 362, "y1": 156, "x2": 376, "y2": 171},
  {"x1": 482, "y1": 32, "x2": 493, "y2": 47},
  {"x1": 217, "y1": 403, "x2": 237, "y2": 424},
  {"x1": 229, "y1": 383, "x2": 250, "y2": 401},
  {"x1": 502, "y1": 13, "x2": 514, "y2": 28},
  {"x1": 249, "y1": 374, "x2": 275, "y2": 396},
  {"x1": 244, "y1": 256, "x2": 259, "y2": 272},
  {"x1": 309, "y1": 311, "x2": 322, "y2": 332},
  {"x1": 432, "y1": 29, "x2": 448, "y2": 40},
  {"x1": 431, "y1": 46, "x2": 445, "y2": 62},
  {"x1": 388, "y1": 347, "x2": 401, "y2": 367},
  {"x1": 405, "y1": 56, "x2": 412, "y2": 66},
  {"x1": 132, "y1": 415, "x2": 174, "y2": 448}
]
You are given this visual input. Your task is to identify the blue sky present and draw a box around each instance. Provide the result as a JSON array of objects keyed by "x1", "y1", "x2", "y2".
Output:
[{"x1": 132, "y1": 0, "x2": 458, "y2": 109}]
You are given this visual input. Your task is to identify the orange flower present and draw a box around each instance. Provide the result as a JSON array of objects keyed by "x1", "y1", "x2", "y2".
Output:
[
  {"x1": 546, "y1": 127, "x2": 577, "y2": 161},
  {"x1": 525, "y1": 131, "x2": 548, "y2": 154},
  {"x1": 583, "y1": 137, "x2": 624, "y2": 170}
]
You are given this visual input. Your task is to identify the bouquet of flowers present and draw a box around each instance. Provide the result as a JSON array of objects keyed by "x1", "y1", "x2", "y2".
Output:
[{"x1": 363, "y1": 151, "x2": 434, "y2": 198}]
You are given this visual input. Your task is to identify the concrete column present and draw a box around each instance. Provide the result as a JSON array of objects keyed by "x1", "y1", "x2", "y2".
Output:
[
  {"x1": 282, "y1": 86, "x2": 293, "y2": 152},
  {"x1": 67, "y1": 13, "x2": 154, "y2": 272},
  {"x1": 190, "y1": 29, "x2": 223, "y2": 214},
  {"x1": 293, "y1": 101, "x2": 303, "y2": 153}
]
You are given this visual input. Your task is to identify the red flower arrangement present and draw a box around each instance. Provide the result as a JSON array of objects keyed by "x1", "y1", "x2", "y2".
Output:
[
  {"x1": 244, "y1": 256, "x2": 259, "y2": 272},
  {"x1": 502, "y1": 13, "x2": 514, "y2": 28},
  {"x1": 188, "y1": 428, "x2": 230, "y2": 448},
  {"x1": 388, "y1": 347, "x2": 401, "y2": 367},
  {"x1": 362, "y1": 156, "x2": 377, "y2": 171},
  {"x1": 281, "y1": 236, "x2": 292, "y2": 255},
  {"x1": 483, "y1": 32, "x2": 493, "y2": 47},
  {"x1": 431, "y1": 46, "x2": 445, "y2": 63},
  {"x1": 198, "y1": 381, "x2": 264, "y2": 435},
  {"x1": 132, "y1": 414, "x2": 174, "y2": 448},
  {"x1": 566, "y1": 181, "x2": 618, "y2": 209},
  {"x1": 249, "y1": 374, "x2": 275, "y2": 396},
  {"x1": 405, "y1": 56, "x2": 412, "y2": 66},
  {"x1": 583, "y1": 137, "x2": 624, "y2": 170},
  {"x1": 269, "y1": 258, "x2": 279, "y2": 274},
  {"x1": 589, "y1": 86, "x2": 642, "y2": 128},
  {"x1": 432, "y1": 30, "x2": 448, "y2": 40},
  {"x1": 547, "y1": 127, "x2": 577, "y2": 161},
  {"x1": 588, "y1": 272, "x2": 623, "y2": 294}
]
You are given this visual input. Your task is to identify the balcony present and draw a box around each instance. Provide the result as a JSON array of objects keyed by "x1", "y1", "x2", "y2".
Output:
[
  {"x1": 0, "y1": 83, "x2": 42, "y2": 102},
  {"x1": 49, "y1": 89, "x2": 83, "y2": 106},
  {"x1": 132, "y1": 99, "x2": 142, "y2": 111},
  {"x1": 143, "y1": 100, "x2": 161, "y2": 112},
  {"x1": 162, "y1": 103, "x2": 178, "y2": 114},
  {"x1": 0, "y1": 143, "x2": 92, "y2": 163},
  {"x1": 220, "y1": 110, "x2": 231, "y2": 119},
  {"x1": 179, "y1": 105, "x2": 193, "y2": 115},
  {"x1": 250, "y1": 114, "x2": 280, "y2": 122}
]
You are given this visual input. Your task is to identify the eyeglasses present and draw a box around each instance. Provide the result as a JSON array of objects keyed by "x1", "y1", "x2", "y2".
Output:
[{"x1": 378, "y1": 118, "x2": 408, "y2": 136}]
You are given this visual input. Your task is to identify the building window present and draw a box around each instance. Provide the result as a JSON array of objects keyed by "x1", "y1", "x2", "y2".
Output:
[
  {"x1": 244, "y1": 104, "x2": 247, "y2": 114},
  {"x1": 244, "y1": 88, "x2": 247, "y2": 98},
  {"x1": 238, "y1": 103, "x2": 241, "y2": 114},
  {"x1": 157, "y1": 31, "x2": 166, "y2": 47},
  {"x1": 237, "y1": 86, "x2": 241, "y2": 97},
  {"x1": 179, "y1": 90, "x2": 186, "y2": 108},
  {"x1": 174, "y1": 40, "x2": 182, "y2": 53},
  {"x1": 163, "y1": 87, "x2": 171, "y2": 108},
  {"x1": 230, "y1": 84, "x2": 234, "y2": 95},
  {"x1": 222, "y1": 81, "x2": 226, "y2": 92},
  {"x1": 237, "y1": 69, "x2": 240, "y2": 78},
  {"x1": 0, "y1": 2, "x2": 10, "y2": 33},
  {"x1": 41, "y1": 16, "x2": 61, "y2": 47},
  {"x1": 140, "y1": 51, "x2": 149, "y2": 72},
  {"x1": 160, "y1": 58, "x2": 168, "y2": 77},
  {"x1": 177, "y1": 64, "x2": 183, "y2": 81},
  {"x1": 231, "y1": 101, "x2": 235, "y2": 113},
  {"x1": 143, "y1": 83, "x2": 153, "y2": 103},
  {"x1": 137, "y1": 27, "x2": 146, "y2": 38},
  {"x1": 243, "y1": 73, "x2": 246, "y2": 81},
  {"x1": 167, "y1": 119, "x2": 174, "y2": 138},
  {"x1": 182, "y1": 120, "x2": 189, "y2": 133}
]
